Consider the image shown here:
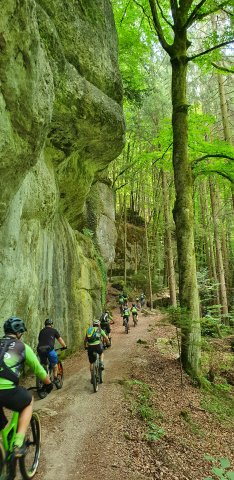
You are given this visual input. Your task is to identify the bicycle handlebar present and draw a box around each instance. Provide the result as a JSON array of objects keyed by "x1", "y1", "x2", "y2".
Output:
[{"x1": 55, "y1": 347, "x2": 67, "y2": 351}]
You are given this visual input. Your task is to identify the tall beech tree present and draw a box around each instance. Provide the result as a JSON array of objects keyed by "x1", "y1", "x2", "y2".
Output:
[{"x1": 115, "y1": 0, "x2": 234, "y2": 376}]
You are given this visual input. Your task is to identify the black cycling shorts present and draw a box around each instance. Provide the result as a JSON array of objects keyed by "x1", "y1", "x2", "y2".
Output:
[
  {"x1": 101, "y1": 324, "x2": 111, "y2": 335},
  {"x1": 0, "y1": 386, "x2": 32, "y2": 413},
  {"x1": 87, "y1": 344, "x2": 104, "y2": 364}
]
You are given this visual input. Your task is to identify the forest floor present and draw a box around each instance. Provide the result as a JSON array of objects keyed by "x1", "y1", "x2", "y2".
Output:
[{"x1": 16, "y1": 295, "x2": 234, "y2": 480}]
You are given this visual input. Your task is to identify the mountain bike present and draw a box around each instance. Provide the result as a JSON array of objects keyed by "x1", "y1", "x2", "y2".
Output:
[
  {"x1": 36, "y1": 347, "x2": 65, "y2": 399},
  {"x1": 0, "y1": 388, "x2": 41, "y2": 480},
  {"x1": 132, "y1": 313, "x2": 138, "y2": 327},
  {"x1": 91, "y1": 352, "x2": 103, "y2": 393}
]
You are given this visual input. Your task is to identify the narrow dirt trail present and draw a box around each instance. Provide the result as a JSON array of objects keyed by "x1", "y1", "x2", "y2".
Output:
[{"x1": 29, "y1": 309, "x2": 152, "y2": 480}]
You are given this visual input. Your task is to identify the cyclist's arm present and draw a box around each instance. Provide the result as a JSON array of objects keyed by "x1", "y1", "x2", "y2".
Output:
[
  {"x1": 24, "y1": 344, "x2": 50, "y2": 383},
  {"x1": 57, "y1": 336, "x2": 67, "y2": 348},
  {"x1": 101, "y1": 330, "x2": 110, "y2": 344}
]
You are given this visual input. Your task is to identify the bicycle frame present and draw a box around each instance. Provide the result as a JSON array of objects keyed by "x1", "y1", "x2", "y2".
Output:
[{"x1": 1, "y1": 411, "x2": 19, "y2": 456}]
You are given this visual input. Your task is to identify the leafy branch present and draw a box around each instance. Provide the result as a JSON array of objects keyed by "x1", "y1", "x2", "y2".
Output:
[
  {"x1": 212, "y1": 62, "x2": 234, "y2": 74},
  {"x1": 188, "y1": 39, "x2": 234, "y2": 62},
  {"x1": 192, "y1": 154, "x2": 234, "y2": 167}
]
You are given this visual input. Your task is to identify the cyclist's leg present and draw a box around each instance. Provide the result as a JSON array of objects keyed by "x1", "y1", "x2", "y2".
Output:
[
  {"x1": 87, "y1": 346, "x2": 95, "y2": 373},
  {"x1": 97, "y1": 344, "x2": 104, "y2": 369},
  {"x1": 48, "y1": 349, "x2": 59, "y2": 382},
  {"x1": 1, "y1": 387, "x2": 33, "y2": 455}
]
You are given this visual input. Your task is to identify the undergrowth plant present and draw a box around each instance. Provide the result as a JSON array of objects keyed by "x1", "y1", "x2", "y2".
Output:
[
  {"x1": 125, "y1": 379, "x2": 165, "y2": 442},
  {"x1": 204, "y1": 455, "x2": 234, "y2": 480}
]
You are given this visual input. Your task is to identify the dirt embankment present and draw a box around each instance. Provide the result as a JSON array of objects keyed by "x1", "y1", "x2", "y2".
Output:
[{"x1": 15, "y1": 307, "x2": 234, "y2": 480}]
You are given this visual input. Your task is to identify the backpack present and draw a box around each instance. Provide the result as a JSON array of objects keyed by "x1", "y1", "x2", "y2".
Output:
[
  {"x1": 86, "y1": 327, "x2": 101, "y2": 344},
  {"x1": 100, "y1": 313, "x2": 109, "y2": 326},
  {"x1": 0, "y1": 338, "x2": 20, "y2": 384}
]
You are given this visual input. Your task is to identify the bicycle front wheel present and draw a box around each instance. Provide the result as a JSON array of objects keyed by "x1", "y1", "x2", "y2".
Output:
[
  {"x1": 19, "y1": 413, "x2": 41, "y2": 479},
  {"x1": 36, "y1": 377, "x2": 47, "y2": 400},
  {"x1": 0, "y1": 442, "x2": 6, "y2": 480}
]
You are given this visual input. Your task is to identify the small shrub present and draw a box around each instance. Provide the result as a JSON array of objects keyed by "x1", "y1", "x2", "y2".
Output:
[
  {"x1": 145, "y1": 422, "x2": 165, "y2": 442},
  {"x1": 203, "y1": 455, "x2": 234, "y2": 479},
  {"x1": 201, "y1": 317, "x2": 221, "y2": 337}
]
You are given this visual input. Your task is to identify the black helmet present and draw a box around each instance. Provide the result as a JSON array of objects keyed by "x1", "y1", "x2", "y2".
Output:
[
  {"x1": 4, "y1": 316, "x2": 27, "y2": 335},
  {"x1": 45, "y1": 318, "x2": 53, "y2": 326}
]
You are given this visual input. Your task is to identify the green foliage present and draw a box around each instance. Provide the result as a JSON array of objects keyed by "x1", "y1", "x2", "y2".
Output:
[
  {"x1": 201, "y1": 384, "x2": 234, "y2": 423},
  {"x1": 145, "y1": 422, "x2": 165, "y2": 442},
  {"x1": 167, "y1": 306, "x2": 191, "y2": 330},
  {"x1": 95, "y1": 250, "x2": 107, "y2": 307},
  {"x1": 200, "y1": 317, "x2": 221, "y2": 337},
  {"x1": 203, "y1": 455, "x2": 234, "y2": 480},
  {"x1": 180, "y1": 409, "x2": 204, "y2": 436},
  {"x1": 128, "y1": 271, "x2": 147, "y2": 290},
  {"x1": 124, "y1": 378, "x2": 164, "y2": 442},
  {"x1": 82, "y1": 227, "x2": 94, "y2": 238},
  {"x1": 113, "y1": 0, "x2": 155, "y2": 104}
]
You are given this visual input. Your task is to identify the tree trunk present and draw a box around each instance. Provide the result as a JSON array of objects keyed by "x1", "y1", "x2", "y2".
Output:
[
  {"x1": 199, "y1": 181, "x2": 221, "y2": 314},
  {"x1": 218, "y1": 75, "x2": 231, "y2": 143},
  {"x1": 162, "y1": 170, "x2": 177, "y2": 306},
  {"x1": 144, "y1": 216, "x2": 153, "y2": 309},
  {"x1": 124, "y1": 192, "x2": 127, "y2": 286},
  {"x1": 171, "y1": 40, "x2": 201, "y2": 376},
  {"x1": 209, "y1": 179, "x2": 229, "y2": 321}
]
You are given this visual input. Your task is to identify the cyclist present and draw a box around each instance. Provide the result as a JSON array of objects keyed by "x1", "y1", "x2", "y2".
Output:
[
  {"x1": 123, "y1": 292, "x2": 128, "y2": 306},
  {"x1": 140, "y1": 293, "x2": 146, "y2": 308},
  {"x1": 136, "y1": 296, "x2": 141, "y2": 309},
  {"x1": 37, "y1": 319, "x2": 67, "y2": 388},
  {"x1": 0, "y1": 316, "x2": 53, "y2": 457},
  {"x1": 100, "y1": 310, "x2": 111, "y2": 345},
  {"x1": 131, "y1": 303, "x2": 138, "y2": 324},
  {"x1": 122, "y1": 306, "x2": 131, "y2": 330},
  {"x1": 84, "y1": 319, "x2": 109, "y2": 379},
  {"x1": 118, "y1": 294, "x2": 124, "y2": 314}
]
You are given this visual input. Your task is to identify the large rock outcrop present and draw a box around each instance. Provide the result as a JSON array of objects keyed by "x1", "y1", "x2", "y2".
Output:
[{"x1": 0, "y1": 0, "x2": 125, "y2": 348}]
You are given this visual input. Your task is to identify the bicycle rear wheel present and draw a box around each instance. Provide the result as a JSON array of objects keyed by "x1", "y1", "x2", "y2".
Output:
[
  {"x1": 92, "y1": 361, "x2": 99, "y2": 393},
  {"x1": 19, "y1": 413, "x2": 41, "y2": 479},
  {"x1": 99, "y1": 365, "x2": 103, "y2": 384},
  {"x1": 56, "y1": 361, "x2": 64, "y2": 389}
]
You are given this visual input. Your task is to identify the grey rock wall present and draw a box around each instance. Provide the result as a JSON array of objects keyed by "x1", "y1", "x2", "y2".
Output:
[
  {"x1": 0, "y1": 0, "x2": 125, "y2": 347},
  {"x1": 85, "y1": 181, "x2": 117, "y2": 267}
]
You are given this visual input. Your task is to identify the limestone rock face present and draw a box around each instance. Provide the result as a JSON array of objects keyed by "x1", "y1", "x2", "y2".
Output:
[
  {"x1": 0, "y1": 0, "x2": 125, "y2": 347},
  {"x1": 85, "y1": 181, "x2": 117, "y2": 267}
]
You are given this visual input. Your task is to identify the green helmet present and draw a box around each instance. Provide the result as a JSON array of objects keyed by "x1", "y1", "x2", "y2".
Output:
[{"x1": 4, "y1": 317, "x2": 27, "y2": 335}]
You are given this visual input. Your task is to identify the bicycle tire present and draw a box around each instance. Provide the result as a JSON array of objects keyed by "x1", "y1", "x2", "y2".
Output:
[
  {"x1": 19, "y1": 413, "x2": 41, "y2": 480},
  {"x1": 125, "y1": 320, "x2": 129, "y2": 334},
  {"x1": 99, "y1": 365, "x2": 103, "y2": 384},
  {"x1": 92, "y1": 364, "x2": 98, "y2": 393},
  {"x1": 36, "y1": 377, "x2": 47, "y2": 399},
  {"x1": 56, "y1": 361, "x2": 64, "y2": 389},
  {"x1": 0, "y1": 442, "x2": 6, "y2": 480}
]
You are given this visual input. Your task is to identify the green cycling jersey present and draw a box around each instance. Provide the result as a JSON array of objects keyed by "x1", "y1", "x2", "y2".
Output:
[{"x1": 0, "y1": 342, "x2": 47, "y2": 390}]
